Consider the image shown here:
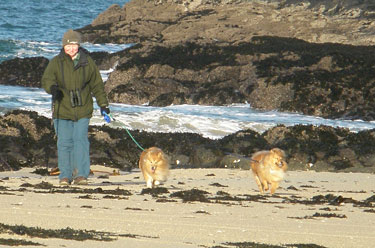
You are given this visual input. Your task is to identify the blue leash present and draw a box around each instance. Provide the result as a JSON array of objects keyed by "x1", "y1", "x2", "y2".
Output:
[{"x1": 102, "y1": 111, "x2": 145, "y2": 151}]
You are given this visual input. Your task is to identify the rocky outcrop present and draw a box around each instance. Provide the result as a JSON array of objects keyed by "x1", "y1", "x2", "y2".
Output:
[
  {"x1": 1, "y1": 110, "x2": 374, "y2": 173},
  {"x1": 76, "y1": 0, "x2": 375, "y2": 121},
  {"x1": 104, "y1": 38, "x2": 375, "y2": 120},
  {"x1": 0, "y1": 51, "x2": 121, "y2": 88},
  {"x1": 0, "y1": 110, "x2": 55, "y2": 171},
  {"x1": 1, "y1": 1, "x2": 375, "y2": 173},
  {"x1": 78, "y1": 0, "x2": 375, "y2": 46},
  {"x1": 2, "y1": 0, "x2": 375, "y2": 120},
  {"x1": 0, "y1": 57, "x2": 49, "y2": 88},
  {"x1": 2, "y1": 37, "x2": 375, "y2": 121}
]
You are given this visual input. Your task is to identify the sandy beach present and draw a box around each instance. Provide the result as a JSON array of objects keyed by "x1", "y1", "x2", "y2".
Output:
[{"x1": 0, "y1": 166, "x2": 374, "y2": 248}]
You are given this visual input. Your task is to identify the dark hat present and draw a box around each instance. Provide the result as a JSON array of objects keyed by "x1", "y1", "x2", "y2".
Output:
[{"x1": 62, "y1": 29, "x2": 81, "y2": 46}]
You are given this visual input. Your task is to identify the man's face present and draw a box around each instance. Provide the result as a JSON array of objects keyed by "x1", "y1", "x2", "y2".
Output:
[{"x1": 64, "y1": 44, "x2": 79, "y2": 58}]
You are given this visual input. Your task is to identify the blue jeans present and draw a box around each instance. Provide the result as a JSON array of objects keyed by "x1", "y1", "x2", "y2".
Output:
[{"x1": 53, "y1": 118, "x2": 90, "y2": 180}]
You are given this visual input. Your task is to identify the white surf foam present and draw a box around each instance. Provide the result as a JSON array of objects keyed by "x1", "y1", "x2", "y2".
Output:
[{"x1": 2, "y1": 85, "x2": 375, "y2": 140}]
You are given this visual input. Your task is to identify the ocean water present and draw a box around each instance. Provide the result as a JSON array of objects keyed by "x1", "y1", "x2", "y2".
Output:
[
  {"x1": 0, "y1": 0, "x2": 130, "y2": 62},
  {"x1": 1, "y1": 0, "x2": 375, "y2": 140}
]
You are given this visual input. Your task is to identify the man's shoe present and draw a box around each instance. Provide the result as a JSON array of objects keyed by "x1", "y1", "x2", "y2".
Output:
[
  {"x1": 74, "y1": 177, "x2": 88, "y2": 185},
  {"x1": 59, "y1": 178, "x2": 70, "y2": 186}
]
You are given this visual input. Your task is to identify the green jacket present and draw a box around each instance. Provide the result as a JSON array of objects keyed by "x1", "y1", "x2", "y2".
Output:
[{"x1": 42, "y1": 48, "x2": 108, "y2": 121}]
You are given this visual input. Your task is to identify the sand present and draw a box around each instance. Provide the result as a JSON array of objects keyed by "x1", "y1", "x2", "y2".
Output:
[{"x1": 0, "y1": 166, "x2": 374, "y2": 248}]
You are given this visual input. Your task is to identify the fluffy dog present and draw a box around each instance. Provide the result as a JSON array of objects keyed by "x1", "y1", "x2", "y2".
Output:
[
  {"x1": 139, "y1": 147, "x2": 170, "y2": 188},
  {"x1": 250, "y1": 148, "x2": 288, "y2": 195}
]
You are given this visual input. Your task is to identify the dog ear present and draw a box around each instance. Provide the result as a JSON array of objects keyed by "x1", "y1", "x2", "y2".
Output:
[
  {"x1": 156, "y1": 151, "x2": 162, "y2": 158},
  {"x1": 271, "y1": 148, "x2": 285, "y2": 158}
]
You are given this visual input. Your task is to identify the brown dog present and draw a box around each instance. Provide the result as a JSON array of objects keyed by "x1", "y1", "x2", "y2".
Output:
[
  {"x1": 139, "y1": 147, "x2": 170, "y2": 188},
  {"x1": 250, "y1": 148, "x2": 288, "y2": 195}
]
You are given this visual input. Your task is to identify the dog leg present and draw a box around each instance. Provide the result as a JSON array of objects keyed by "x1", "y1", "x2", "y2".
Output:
[
  {"x1": 270, "y1": 182, "x2": 279, "y2": 195},
  {"x1": 253, "y1": 175, "x2": 264, "y2": 194},
  {"x1": 262, "y1": 180, "x2": 269, "y2": 192},
  {"x1": 144, "y1": 173, "x2": 154, "y2": 188},
  {"x1": 146, "y1": 178, "x2": 154, "y2": 188},
  {"x1": 154, "y1": 180, "x2": 160, "y2": 186}
]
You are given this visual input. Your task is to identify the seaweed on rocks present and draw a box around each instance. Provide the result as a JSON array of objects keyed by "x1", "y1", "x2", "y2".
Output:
[
  {"x1": 116, "y1": 42, "x2": 236, "y2": 72},
  {"x1": 3, "y1": 110, "x2": 375, "y2": 172}
]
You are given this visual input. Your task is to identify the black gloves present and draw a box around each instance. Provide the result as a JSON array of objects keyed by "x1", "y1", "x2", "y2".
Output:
[
  {"x1": 50, "y1": 85, "x2": 64, "y2": 102},
  {"x1": 100, "y1": 106, "x2": 110, "y2": 116}
]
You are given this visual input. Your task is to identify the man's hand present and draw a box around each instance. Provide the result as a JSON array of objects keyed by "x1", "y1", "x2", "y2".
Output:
[
  {"x1": 50, "y1": 85, "x2": 63, "y2": 102},
  {"x1": 100, "y1": 106, "x2": 110, "y2": 116}
]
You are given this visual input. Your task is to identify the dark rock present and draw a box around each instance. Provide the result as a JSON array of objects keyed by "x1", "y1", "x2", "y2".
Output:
[
  {"x1": 0, "y1": 57, "x2": 48, "y2": 87},
  {"x1": 89, "y1": 51, "x2": 117, "y2": 70},
  {"x1": 102, "y1": 39, "x2": 375, "y2": 121},
  {"x1": 218, "y1": 129, "x2": 268, "y2": 157},
  {"x1": 0, "y1": 51, "x2": 120, "y2": 89},
  {"x1": 217, "y1": 154, "x2": 252, "y2": 170},
  {"x1": 1, "y1": 110, "x2": 375, "y2": 173},
  {"x1": 0, "y1": 110, "x2": 56, "y2": 170}
]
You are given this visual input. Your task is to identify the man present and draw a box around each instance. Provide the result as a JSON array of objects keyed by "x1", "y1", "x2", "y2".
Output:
[{"x1": 42, "y1": 29, "x2": 110, "y2": 185}]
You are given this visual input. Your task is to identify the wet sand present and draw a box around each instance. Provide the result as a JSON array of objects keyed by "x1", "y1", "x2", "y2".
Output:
[{"x1": 0, "y1": 166, "x2": 374, "y2": 248}]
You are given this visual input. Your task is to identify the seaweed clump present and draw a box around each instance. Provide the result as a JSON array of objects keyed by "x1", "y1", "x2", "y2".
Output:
[
  {"x1": 0, "y1": 238, "x2": 44, "y2": 246},
  {"x1": 170, "y1": 188, "x2": 210, "y2": 202},
  {"x1": 140, "y1": 187, "x2": 169, "y2": 196},
  {"x1": 0, "y1": 223, "x2": 115, "y2": 241}
]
